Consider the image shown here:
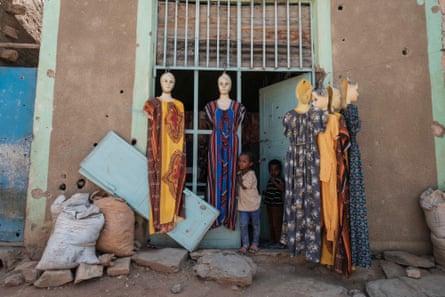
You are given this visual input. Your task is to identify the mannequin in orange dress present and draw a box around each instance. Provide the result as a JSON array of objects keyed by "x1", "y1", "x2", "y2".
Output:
[
  {"x1": 313, "y1": 87, "x2": 339, "y2": 266},
  {"x1": 143, "y1": 72, "x2": 186, "y2": 234}
]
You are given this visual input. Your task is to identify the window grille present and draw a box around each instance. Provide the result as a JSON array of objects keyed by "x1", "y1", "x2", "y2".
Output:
[{"x1": 156, "y1": 0, "x2": 312, "y2": 71}]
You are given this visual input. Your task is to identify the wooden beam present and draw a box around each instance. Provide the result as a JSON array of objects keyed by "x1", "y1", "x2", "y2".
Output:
[{"x1": 0, "y1": 42, "x2": 40, "y2": 49}]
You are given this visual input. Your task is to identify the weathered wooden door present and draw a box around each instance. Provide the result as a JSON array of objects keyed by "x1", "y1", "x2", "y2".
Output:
[
  {"x1": 258, "y1": 73, "x2": 311, "y2": 240},
  {"x1": 0, "y1": 67, "x2": 37, "y2": 242}
]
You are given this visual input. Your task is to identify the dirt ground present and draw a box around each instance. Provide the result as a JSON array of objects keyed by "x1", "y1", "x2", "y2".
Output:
[{"x1": 0, "y1": 250, "x2": 384, "y2": 297}]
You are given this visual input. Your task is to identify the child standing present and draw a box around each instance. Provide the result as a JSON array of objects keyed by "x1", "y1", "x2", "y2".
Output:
[
  {"x1": 237, "y1": 152, "x2": 261, "y2": 254},
  {"x1": 263, "y1": 159, "x2": 285, "y2": 248}
]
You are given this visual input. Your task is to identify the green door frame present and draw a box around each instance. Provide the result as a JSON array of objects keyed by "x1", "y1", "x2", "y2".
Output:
[{"x1": 419, "y1": 0, "x2": 445, "y2": 190}]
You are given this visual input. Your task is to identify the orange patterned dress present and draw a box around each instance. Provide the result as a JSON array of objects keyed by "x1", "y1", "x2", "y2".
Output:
[{"x1": 144, "y1": 98, "x2": 186, "y2": 234}]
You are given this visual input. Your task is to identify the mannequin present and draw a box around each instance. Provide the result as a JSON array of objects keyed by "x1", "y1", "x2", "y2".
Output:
[
  {"x1": 204, "y1": 72, "x2": 246, "y2": 230},
  {"x1": 280, "y1": 79, "x2": 327, "y2": 263},
  {"x1": 313, "y1": 87, "x2": 339, "y2": 266},
  {"x1": 143, "y1": 72, "x2": 186, "y2": 234},
  {"x1": 339, "y1": 77, "x2": 371, "y2": 269},
  {"x1": 294, "y1": 79, "x2": 312, "y2": 114},
  {"x1": 329, "y1": 85, "x2": 353, "y2": 275}
]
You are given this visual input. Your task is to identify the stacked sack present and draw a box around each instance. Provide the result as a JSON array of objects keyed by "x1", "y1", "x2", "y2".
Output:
[{"x1": 420, "y1": 188, "x2": 445, "y2": 267}]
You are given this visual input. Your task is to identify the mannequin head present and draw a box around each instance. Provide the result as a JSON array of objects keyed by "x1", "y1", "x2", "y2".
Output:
[
  {"x1": 160, "y1": 72, "x2": 175, "y2": 94},
  {"x1": 295, "y1": 79, "x2": 312, "y2": 105},
  {"x1": 331, "y1": 87, "x2": 341, "y2": 112},
  {"x1": 312, "y1": 88, "x2": 329, "y2": 110},
  {"x1": 218, "y1": 73, "x2": 232, "y2": 96},
  {"x1": 340, "y1": 77, "x2": 359, "y2": 108}
]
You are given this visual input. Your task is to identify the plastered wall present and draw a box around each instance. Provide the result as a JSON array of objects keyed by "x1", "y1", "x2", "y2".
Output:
[
  {"x1": 331, "y1": 0, "x2": 436, "y2": 253},
  {"x1": 25, "y1": 0, "x2": 140, "y2": 258}
]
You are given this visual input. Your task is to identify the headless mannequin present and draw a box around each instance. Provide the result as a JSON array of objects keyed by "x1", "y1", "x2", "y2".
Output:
[
  {"x1": 216, "y1": 73, "x2": 233, "y2": 110},
  {"x1": 294, "y1": 79, "x2": 312, "y2": 114}
]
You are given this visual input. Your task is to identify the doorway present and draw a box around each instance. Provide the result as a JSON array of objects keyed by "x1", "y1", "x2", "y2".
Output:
[{"x1": 153, "y1": 69, "x2": 311, "y2": 245}]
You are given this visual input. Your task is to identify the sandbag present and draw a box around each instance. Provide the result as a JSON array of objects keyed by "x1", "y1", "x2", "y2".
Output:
[
  {"x1": 419, "y1": 188, "x2": 445, "y2": 238},
  {"x1": 431, "y1": 232, "x2": 445, "y2": 267},
  {"x1": 94, "y1": 196, "x2": 135, "y2": 257},
  {"x1": 36, "y1": 194, "x2": 104, "y2": 270}
]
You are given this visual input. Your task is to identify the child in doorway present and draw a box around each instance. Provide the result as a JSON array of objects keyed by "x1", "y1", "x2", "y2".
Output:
[
  {"x1": 263, "y1": 159, "x2": 285, "y2": 248},
  {"x1": 237, "y1": 152, "x2": 262, "y2": 254}
]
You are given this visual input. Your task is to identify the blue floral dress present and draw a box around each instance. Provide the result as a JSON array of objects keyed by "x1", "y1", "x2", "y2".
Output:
[
  {"x1": 341, "y1": 104, "x2": 372, "y2": 269},
  {"x1": 280, "y1": 107, "x2": 327, "y2": 263}
]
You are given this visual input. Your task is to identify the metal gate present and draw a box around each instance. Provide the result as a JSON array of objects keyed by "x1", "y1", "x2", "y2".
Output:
[{"x1": 156, "y1": 0, "x2": 313, "y2": 71}]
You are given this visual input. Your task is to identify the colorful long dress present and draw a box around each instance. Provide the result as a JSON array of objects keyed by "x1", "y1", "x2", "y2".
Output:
[
  {"x1": 333, "y1": 112, "x2": 353, "y2": 276},
  {"x1": 341, "y1": 104, "x2": 371, "y2": 269},
  {"x1": 280, "y1": 107, "x2": 327, "y2": 263},
  {"x1": 205, "y1": 100, "x2": 246, "y2": 230},
  {"x1": 144, "y1": 98, "x2": 186, "y2": 234}
]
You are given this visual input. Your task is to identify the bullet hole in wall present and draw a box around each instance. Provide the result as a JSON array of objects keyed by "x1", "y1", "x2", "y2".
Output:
[
  {"x1": 59, "y1": 183, "x2": 66, "y2": 191},
  {"x1": 120, "y1": 90, "x2": 124, "y2": 94},
  {"x1": 77, "y1": 179, "x2": 86, "y2": 189},
  {"x1": 342, "y1": 38, "x2": 346, "y2": 42},
  {"x1": 131, "y1": 138, "x2": 137, "y2": 145},
  {"x1": 93, "y1": 143, "x2": 98, "y2": 147},
  {"x1": 105, "y1": 114, "x2": 109, "y2": 118},
  {"x1": 338, "y1": 5, "x2": 343, "y2": 11},
  {"x1": 61, "y1": 173, "x2": 67, "y2": 179},
  {"x1": 402, "y1": 48, "x2": 409, "y2": 56}
]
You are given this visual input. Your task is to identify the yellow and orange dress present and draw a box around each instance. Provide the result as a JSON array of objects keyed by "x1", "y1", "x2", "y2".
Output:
[
  {"x1": 317, "y1": 112, "x2": 339, "y2": 265},
  {"x1": 143, "y1": 97, "x2": 186, "y2": 234}
]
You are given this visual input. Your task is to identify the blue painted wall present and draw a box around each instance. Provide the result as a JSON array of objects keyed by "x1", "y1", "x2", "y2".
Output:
[{"x1": 0, "y1": 67, "x2": 37, "y2": 242}]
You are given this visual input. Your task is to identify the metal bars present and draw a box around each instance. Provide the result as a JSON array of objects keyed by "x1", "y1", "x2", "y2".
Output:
[{"x1": 156, "y1": 0, "x2": 312, "y2": 71}]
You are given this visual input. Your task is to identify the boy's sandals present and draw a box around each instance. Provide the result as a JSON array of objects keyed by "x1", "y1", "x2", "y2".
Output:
[
  {"x1": 239, "y1": 247, "x2": 248, "y2": 254},
  {"x1": 248, "y1": 245, "x2": 259, "y2": 253}
]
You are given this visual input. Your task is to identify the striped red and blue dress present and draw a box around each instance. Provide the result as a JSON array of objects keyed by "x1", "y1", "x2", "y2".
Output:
[{"x1": 204, "y1": 100, "x2": 246, "y2": 230}]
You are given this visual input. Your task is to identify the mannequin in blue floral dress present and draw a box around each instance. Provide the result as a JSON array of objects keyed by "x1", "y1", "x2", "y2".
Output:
[
  {"x1": 280, "y1": 79, "x2": 327, "y2": 263},
  {"x1": 340, "y1": 78, "x2": 371, "y2": 269}
]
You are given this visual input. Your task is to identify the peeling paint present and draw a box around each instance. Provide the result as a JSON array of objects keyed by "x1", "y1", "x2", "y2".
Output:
[
  {"x1": 432, "y1": 121, "x2": 445, "y2": 137},
  {"x1": 46, "y1": 69, "x2": 55, "y2": 78},
  {"x1": 30, "y1": 188, "x2": 49, "y2": 199},
  {"x1": 432, "y1": 5, "x2": 440, "y2": 13},
  {"x1": 0, "y1": 139, "x2": 31, "y2": 190},
  {"x1": 417, "y1": 0, "x2": 425, "y2": 5}
]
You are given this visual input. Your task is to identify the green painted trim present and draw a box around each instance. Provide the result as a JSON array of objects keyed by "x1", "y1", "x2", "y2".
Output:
[
  {"x1": 131, "y1": 0, "x2": 155, "y2": 153},
  {"x1": 313, "y1": 0, "x2": 333, "y2": 85},
  {"x1": 424, "y1": 0, "x2": 445, "y2": 190},
  {"x1": 24, "y1": 0, "x2": 60, "y2": 241}
]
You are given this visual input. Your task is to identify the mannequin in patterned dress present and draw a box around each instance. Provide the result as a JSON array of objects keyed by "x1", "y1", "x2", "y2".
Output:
[
  {"x1": 340, "y1": 78, "x2": 371, "y2": 269},
  {"x1": 143, "y1": 72, "x2": 186, "y2": 234},
  {"x1": 205, "y1": 73, "x2": 246, "y2": 230},
  {"x1": 280, "y1": 79, "x2": 327, "y2": 263}
]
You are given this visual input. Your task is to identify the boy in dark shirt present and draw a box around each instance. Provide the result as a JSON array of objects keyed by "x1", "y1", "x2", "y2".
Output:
[{"x1": 263, "y1": 159, "x2": 285, "y2": 248}]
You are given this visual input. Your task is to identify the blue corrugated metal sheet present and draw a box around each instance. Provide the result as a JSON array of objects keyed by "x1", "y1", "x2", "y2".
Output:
[{"x1": 0, "y1": 67, "x2": 37, "y2": 242}]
